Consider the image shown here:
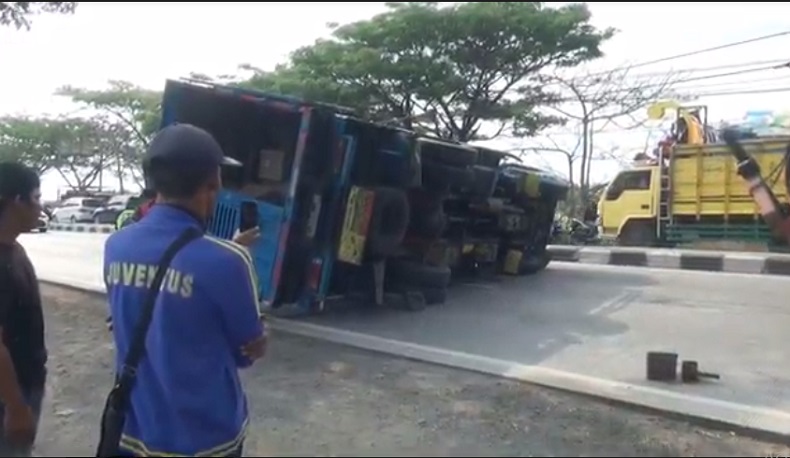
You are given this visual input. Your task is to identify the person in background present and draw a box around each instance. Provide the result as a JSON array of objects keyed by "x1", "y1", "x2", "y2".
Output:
[
  {"x1": 115, "y1": 189, "x2": 156, "y2": 230},
  {"x1": 0, "y1": 162, "x2": 47, "y2": 457},
  {"x1": 131, "y1": 188, "x2": 157, "y2": 222},
  {"x1": 103, "y1": 124, "x2": 265, "y2": 457}
]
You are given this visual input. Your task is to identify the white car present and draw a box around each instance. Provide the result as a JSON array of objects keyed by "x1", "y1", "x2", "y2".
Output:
[{"x1": 51, "y1": 197, "x2": 106, "y2": 224}]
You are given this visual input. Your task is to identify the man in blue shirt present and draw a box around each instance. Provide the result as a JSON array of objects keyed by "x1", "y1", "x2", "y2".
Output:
[{"x1": 103, "y1": 124, "x2": 266, "y2": 457}]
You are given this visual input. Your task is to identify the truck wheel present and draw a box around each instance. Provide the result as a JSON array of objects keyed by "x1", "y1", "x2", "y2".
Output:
[
  {"x1": 619, "y1": 222, "x2": 656, "y2": 247},
  {"x1": 411, "y1": 206, "x2": 447, "y2": 239},
  {"x1": 403, "y1": 290, "x2": 427, "y2": 312},
  {"x1": 388, "y1": 258, "x2": 452, "y2": 289},
  {"x1": 366, "y1": 187, "x2": 410, "y2": 257}
]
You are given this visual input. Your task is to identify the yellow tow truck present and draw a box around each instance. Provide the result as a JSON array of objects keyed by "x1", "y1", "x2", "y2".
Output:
[{"x1": 598, "y1": 104, "x2": 790, "y2": 248}]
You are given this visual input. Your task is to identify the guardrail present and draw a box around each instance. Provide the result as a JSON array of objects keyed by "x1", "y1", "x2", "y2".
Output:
[{"x1": 47, "y1": 222, "x2": 114, "y2": 234}]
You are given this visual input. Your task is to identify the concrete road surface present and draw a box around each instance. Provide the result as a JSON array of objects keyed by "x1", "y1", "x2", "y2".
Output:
[
  {"x1": 19, "y1": 232, "x2": 790, "y2": 419},
  {"x1": 37, "y1": 284, "x2": 790, "y2": 456}
]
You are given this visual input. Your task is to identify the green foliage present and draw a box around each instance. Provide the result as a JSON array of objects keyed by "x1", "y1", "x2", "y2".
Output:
[
  {"x1": 0, "y1": 115, "x2": 133, "y2": 190},
  {"x1": 0, "y1": 116, "x2": 59, "y2": 174},
  {"x1": 242, "y1": 2, "x2": 613, "y2": 141},
  {"x1": 56, "y1": 81, "x2": 162, "y2": 185},
  {"x1": 57, "y1": 80, "x2": 161, "y2": 145},
  {"x1": 0, "y1": 2, "x2": 77, "y2": 29}
]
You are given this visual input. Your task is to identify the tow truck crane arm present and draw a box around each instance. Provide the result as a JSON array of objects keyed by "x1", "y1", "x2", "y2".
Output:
[{"x1": 722, "y1": 128, "x2": 790, "y2": 243}]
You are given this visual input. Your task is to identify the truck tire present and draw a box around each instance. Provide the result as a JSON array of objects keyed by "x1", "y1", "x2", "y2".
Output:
[
  {"x1": 366, "y1": 187, "x2": 410, "y2": 257},
  {"x1": 388, "y1": 258, "x2": 452, "y2": 289},
  {"x1": 412, "y1": 207, "x2": 447, "y2": 239},
  {"x1": 409, "y1": 192, "x2": 447, "y2": 239},
  {"x1": 619, "y1": 221, "x2": 656, "y2": 247}
]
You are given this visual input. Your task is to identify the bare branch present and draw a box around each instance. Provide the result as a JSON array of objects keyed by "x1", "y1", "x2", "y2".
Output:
[{"x1": 536, "y1": 64, "x2": 679, "y2": 201}]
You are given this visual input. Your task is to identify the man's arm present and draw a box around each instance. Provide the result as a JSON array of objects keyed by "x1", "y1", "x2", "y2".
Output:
[
  {"x1": 0, "y1": 332, "x2": 25, "y2": 411},
  {"x1": 0, "y1": 271, "x2": 25, "y2": 411},
  {"x1": 211, "y1": 243, "x2": 265, "y2": 368}
]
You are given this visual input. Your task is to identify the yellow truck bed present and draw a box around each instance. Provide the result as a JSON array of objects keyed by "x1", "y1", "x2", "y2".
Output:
[{"x1": 671, "y1": 137, "x2": 790, "y2": 217}]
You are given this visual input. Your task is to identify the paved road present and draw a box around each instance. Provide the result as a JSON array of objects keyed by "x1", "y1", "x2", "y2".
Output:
[
  {"x1": 20, "y1": 232, "x2": 790, "y2": 414},
  {"x1": 38, "y1": 284, "x2": 790, "y2": 456}
]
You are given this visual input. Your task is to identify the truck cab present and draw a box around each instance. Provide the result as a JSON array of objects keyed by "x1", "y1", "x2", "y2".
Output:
[{"x1": 598, "y1": 164, "x2": 660, "y2": 246}]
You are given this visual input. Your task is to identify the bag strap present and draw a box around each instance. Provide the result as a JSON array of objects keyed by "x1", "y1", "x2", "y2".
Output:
[{"x1": 118, "y1": 227, "x2": 202, "y2": 381}]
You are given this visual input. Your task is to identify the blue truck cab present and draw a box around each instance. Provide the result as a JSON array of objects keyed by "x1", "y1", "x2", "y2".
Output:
[{"x1": 158, "y1": 79, "x2": 417, "y2": 312}]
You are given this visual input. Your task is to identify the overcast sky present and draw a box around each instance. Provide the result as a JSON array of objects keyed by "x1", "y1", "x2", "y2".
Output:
[{"x1": 2, "y1": 2, "x2": 790, "y2": 199}]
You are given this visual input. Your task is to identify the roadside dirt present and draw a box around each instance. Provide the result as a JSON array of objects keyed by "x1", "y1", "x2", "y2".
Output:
[{"x1": 34, "y1": 284, "x2": 790, "y2": 457}]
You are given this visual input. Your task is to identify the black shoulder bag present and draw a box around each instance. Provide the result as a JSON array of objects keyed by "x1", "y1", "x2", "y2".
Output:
[{"x1": 96, "y1": 228, "x2": 201, "y2": 457}]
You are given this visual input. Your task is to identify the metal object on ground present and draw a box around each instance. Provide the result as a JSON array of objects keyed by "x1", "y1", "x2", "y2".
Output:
[
  {"x1": 646, "y1": 351, "x2": 678, "y2": 381},
  {"x1": 681, "y1": 360, "x2": 720, "y2": 383}
]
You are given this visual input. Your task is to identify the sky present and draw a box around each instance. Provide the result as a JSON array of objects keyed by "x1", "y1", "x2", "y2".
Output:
[{"x1": 2, "y1": 2, "x2": 790, "y2": 200}]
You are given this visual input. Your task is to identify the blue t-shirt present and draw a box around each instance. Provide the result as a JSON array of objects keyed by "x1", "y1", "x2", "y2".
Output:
[{"x1": 103, "y1": 204, "x2": 264, "y2": 456}]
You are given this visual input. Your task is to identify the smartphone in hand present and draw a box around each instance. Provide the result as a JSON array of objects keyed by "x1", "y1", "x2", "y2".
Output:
[{"x1": 239, "y1": 201, "x2": 259, "y2": 232}]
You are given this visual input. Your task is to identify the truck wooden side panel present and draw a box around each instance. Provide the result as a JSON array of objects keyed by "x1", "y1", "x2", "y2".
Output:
[{"x1": 670, "y1": 137, "x2": 790, "y2": 217}]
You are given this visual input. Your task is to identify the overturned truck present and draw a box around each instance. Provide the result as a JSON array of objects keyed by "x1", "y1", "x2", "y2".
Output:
[{"x1": 158, "y1": 79, "x2": 569, "y2": 313}]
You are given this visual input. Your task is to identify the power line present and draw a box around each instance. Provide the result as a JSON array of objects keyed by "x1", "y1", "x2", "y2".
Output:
[
  {"x1": 671, "y1": 74, "x2": 790, "y2": 91},
  {"x1": 691, "y1": 86, "x2": 790, "y2": 98},
  {"x1": 548, "y1": 58, "x2": 790, "y2": 99},
  {"x1": 585, "y1": 30, "x2": 790, "y2": 78},
  {"x1": 542, "y1": 84, "x2": 790, "y2": 133},
  {"x1": 547, "y1": 62, "x2": 790, "y2": 102},
  {"x1": 622, "y1": 63, "x2": 786, "y2": 93},
  {"x1": 598, "y1": 58, "x2": 790, "y2": 79}
]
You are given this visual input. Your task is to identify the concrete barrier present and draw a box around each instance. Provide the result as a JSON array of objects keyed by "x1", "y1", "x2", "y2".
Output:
[
  {"x1": 547, "y1": 245, "x2": 790, "y2": 277},
  {"x1": 47, "y1": 222, "x2": 114, "y2": 234}
]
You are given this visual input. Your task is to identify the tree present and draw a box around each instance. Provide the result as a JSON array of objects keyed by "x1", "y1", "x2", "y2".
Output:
[
  {"x1": 242, "y1": 2, "x2": 614, "y2": 142},
  {"x1": 518, "y1": 135, "x2": 583, "y2": 215},
  {"x1": 545, "y1": 66, "x2": 678, "y2": 203},
  {"x1": 0, "y1": 116, "x2": 60, "y2": 174},
  {"x1": 0, "y1": 115, "x2": 133, "y2": 192},
  {"x1": 48, "y1": 116, "x2": 133, "y2": 192},
  {"x1": 0, "y1": 2, "x2": 77, "y2": 29},
  {"x1": 56, "y1": 80, "x2": 162, "y2": 185}
]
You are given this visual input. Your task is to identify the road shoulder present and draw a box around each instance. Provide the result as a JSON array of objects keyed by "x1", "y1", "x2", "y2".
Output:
[{"x1": 36, "y1": 284, "x2": 790, "y2": 457}]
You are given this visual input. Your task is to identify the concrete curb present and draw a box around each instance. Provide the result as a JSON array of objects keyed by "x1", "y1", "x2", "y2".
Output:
[
  {"x1": 547, "y1": 245, "x2": 790, "y2": 277},
  {"x1": 36, "y1": 276, "x2": 790, "y2": 440},
  {"x1": 47, "y1": 223, "x2": 114, "y2": 234}
]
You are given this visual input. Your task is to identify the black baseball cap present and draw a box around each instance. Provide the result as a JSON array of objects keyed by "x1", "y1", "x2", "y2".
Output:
[{"x1": 144, "y1": 123, "x2": 241, "y2": 173}]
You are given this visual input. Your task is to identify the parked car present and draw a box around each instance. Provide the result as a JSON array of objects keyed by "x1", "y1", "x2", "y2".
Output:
[
  {"x1": 51, "y1": 197, "x2": 106, "y2": 223},
  {"x1": 26, "y1": 205, "x2": 52, "y2": 233},
  {"x1": 92, "y1": 194, "x2": 137, "y2": 224}
]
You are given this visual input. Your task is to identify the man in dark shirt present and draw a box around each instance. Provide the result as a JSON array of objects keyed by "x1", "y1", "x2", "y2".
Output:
[{"x1": 0, "y1": 162, "x2": 47, "y2": 457}]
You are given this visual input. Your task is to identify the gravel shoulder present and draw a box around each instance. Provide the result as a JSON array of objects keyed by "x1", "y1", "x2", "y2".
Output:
[{"x1": 34, "y1": 284, "x2": 790, "y2": 457}]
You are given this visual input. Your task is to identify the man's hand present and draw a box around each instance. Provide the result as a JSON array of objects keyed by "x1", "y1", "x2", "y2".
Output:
[
  {"x1": 233, "y1": 227, "x2": 261, "y2": 247},
  {"x1": 241, "y1": 335, "x2": 267, "y2": 361},
  {"x1": 3, "y1": 402, "x2": 35, "y2": 446}
]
